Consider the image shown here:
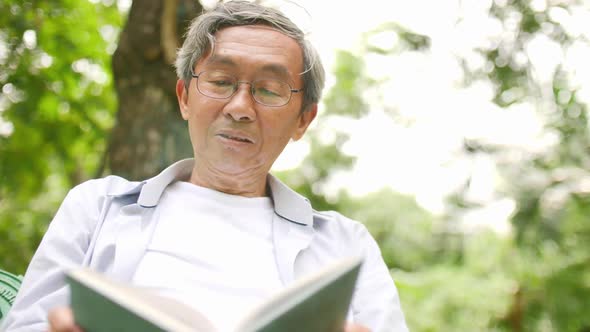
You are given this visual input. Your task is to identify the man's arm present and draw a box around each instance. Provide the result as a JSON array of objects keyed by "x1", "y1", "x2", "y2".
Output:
[
  {"x1": 312, "y1": 211, "x2": 409, "y2": 332},
  {"x1": 1, "y1": 181, "x2": 103, "y2": 332},
  {"x1": 349, "y1": 222, "x2": 409, "y2": 332}
]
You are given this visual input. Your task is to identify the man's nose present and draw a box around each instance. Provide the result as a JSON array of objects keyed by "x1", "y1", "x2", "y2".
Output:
[{"x1": 222, "y1": 82, "x2": 257, "y2": 121}]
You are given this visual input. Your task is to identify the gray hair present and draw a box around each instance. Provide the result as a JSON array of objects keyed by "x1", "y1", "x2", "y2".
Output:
[{"x1": 175, "y1": 0, "x2": 325, "y2": 110}]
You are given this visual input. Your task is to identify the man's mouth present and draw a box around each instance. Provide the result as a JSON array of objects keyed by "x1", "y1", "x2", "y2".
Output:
[{"x1": 219, "y1": 133, "x2": 253, "y2": 143}]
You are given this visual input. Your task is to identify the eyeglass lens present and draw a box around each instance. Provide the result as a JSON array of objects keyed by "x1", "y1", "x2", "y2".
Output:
[{"x1": 196, "y1": 71, "x2": 293, "y2": 107}]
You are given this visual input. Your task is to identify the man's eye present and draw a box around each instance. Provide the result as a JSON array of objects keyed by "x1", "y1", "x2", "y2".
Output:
[
  {"x1": 210, "y1": 80, "x2": 233, "y2": 86},
  {"x1": 258, "y1": 87, "x2": 280, "y2": 97}
]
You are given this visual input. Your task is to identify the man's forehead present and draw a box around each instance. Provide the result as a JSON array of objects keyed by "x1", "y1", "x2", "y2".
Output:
[
  {"x1": 204, "y1": 54, "x2": 292, "y2": 77},
  {"x1": 196, "y1": 25, "x2": 304, "y2": 80}
]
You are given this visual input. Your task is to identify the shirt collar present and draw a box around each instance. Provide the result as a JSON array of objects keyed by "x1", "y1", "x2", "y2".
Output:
[{"x1": 116, "y1": 158, "x2": 312, "y2": 226}]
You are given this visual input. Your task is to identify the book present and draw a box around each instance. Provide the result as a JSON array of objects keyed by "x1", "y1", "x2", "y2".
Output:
[{"x1": 66, "y1": 256, "x2": 362, "y2": 332}]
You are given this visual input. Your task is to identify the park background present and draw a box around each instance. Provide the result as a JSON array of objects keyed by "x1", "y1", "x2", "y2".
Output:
[{"x1": 1, "y1": 0, "x2": 589, "y2": 331}]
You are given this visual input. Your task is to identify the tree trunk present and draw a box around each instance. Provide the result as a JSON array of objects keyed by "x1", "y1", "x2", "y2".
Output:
[{"x1": 108, "y1": 0, "x2": 201, "y2": 180}]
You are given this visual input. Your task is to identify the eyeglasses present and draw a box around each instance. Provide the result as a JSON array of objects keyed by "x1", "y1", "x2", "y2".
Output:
[{"x1": 191, "y1": 70, "x2": 303, "y2": 107}]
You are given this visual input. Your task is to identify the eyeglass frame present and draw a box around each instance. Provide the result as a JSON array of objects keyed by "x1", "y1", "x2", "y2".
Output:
[{"x1": 190, "y1": 69, "x2": 304, "y2": 107}]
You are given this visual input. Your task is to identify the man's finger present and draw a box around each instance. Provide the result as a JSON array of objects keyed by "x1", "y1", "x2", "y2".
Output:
[
  {"x1": 344, "y1": 322, "x2": 371, "y2": 332},
  {"x1": 48, "y1": 307, "x2": 83, "y2": 332}
]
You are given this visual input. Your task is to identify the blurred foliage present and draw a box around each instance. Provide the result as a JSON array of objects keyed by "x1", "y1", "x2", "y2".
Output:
[
  {"x1": 0, "y1": 0, "x2": 122, "y2": 273},
  {"x1": 1, "y1": 0, "x2": 589, "y2": 331},
  {"x1": 285, "y1": 0, "x2": 590, "y2": 331},
  {"x1": 458, "y1": 0, "x2": 590, "y2": 330},
  {"x1": 394, "y1": 232, "x2": 516, "y2": 332}
]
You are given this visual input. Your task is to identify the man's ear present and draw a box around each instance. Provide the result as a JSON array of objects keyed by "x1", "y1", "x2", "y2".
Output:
[
  {"x1": 291, "y1": 103, "x2": 318, "y2": 141},
  {"x1": 176, "y1": 79, "x2": 190, "y2": 120}
]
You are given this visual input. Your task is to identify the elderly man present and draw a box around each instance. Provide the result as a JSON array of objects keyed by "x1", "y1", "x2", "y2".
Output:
[{"x1": 1, "y1": 1, "x2": 408, "y2": 331}]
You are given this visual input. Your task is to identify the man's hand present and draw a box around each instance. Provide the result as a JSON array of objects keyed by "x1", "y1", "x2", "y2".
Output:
[
  {"x1": 345, "y1": 322, "x2": 371, "y2": 332},
  {"x1": 48, "y1": 307, "x2": 84, "y2": 332}
]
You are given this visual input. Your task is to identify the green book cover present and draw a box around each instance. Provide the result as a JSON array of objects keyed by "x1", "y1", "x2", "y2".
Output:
[{"x1": 67, "y1": 256, "x2": 362, "y2": 332}]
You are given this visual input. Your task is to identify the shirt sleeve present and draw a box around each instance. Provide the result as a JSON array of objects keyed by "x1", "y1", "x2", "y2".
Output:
[
  {"x1": 351, "y1": 223, "x2": 409, "y2": 332},
  {"x1": 0, "y1": 181, "x2": 103, "y2": 332}
]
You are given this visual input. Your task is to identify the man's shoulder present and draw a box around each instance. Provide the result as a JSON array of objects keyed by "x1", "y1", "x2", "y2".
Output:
[
  {"x1": 311, "y1": 209, "x2": 369, "y2": 236},
  {"x1": 70, "y1": 175, "x2": 143, "y2": 198},
  {"x1": 312, "y1": 209, "x2": 355, "y2": 224}
]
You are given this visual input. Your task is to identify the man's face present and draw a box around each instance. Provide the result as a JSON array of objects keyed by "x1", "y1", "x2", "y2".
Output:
[{"x1": 176, "y1": 25, "x2": 317, "y2": 179}]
